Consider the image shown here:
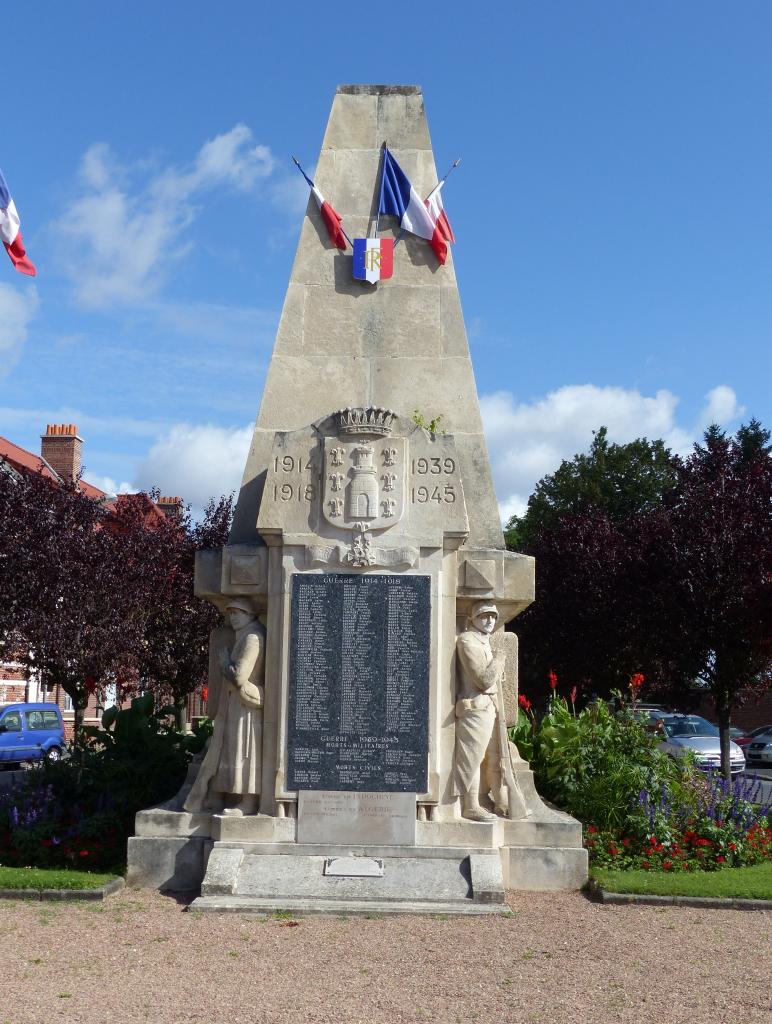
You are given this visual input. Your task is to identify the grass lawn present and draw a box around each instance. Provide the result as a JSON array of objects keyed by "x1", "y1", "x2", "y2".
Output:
[
  {"x1": 592, "y1": 861, "x2": 772, "y2": 900},
  {"x1": 0, "y1": 866, "x2": 118, "y2": 890}
]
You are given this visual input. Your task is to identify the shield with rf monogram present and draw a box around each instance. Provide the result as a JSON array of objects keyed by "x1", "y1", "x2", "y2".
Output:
[{"x1": 352, "y1": 238, "x2": 394, "y2": 283}]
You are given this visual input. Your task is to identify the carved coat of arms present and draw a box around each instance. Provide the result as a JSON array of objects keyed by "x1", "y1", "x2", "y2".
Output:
[{"x1": 322, "y1": 407, "x2": 405, "y2": 533}]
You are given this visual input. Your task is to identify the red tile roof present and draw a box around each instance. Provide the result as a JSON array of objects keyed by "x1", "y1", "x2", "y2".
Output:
[{"x1": 0, "y1": 434, "x2": 107, "y2": 499}]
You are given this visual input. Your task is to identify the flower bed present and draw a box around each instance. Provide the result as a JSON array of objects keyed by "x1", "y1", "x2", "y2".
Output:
[{"x1": 511, "y1": 690, "x2": 771, "y2": 873}]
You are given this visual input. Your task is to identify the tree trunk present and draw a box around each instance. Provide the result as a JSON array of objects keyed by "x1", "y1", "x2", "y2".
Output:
[
  {"x1": 714, "y1": 684, "x2": 732, "y2": 782},
  {"x1": 72, "y1": 694, "x2": 87, "y2": 748},
  {"x1": 174, "y1": 698, "x2": 188, "y2": 734}
]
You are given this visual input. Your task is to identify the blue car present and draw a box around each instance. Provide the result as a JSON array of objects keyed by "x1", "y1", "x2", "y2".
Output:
[{"x1": 0, "y1": 702, "x2": 65, "y2": 766}]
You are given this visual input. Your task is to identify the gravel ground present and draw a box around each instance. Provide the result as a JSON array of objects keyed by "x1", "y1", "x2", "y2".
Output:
[{"x1": 1, "y1": 889, "x2": 769, "y2": 1024}]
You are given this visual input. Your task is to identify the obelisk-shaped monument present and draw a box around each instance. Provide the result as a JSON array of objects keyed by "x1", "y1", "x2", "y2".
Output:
[
  {"x1": 230, "y1": 84, "x2": 503, "y2": 550},
  {"x1": 128, "y1": 85, "x2": 587, "y2": 907}
]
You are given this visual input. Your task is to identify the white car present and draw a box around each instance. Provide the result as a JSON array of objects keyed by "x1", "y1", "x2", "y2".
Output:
[
  {"x1": 746, "y1": 731, "x2": 772, "y2": 768},
  {"x1": 659, "y1": 715, "x2": 746, "y2": 775}
]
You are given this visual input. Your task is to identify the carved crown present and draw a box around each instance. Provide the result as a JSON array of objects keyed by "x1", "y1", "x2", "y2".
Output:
[{"x1": 336, "y1": 406, "x2": 396, "y2": 436}]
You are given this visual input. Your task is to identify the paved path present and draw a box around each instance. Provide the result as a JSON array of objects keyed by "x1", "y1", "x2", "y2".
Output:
[{"x1": 1, "y1": 888, "x2": 769, "y2": 1024}]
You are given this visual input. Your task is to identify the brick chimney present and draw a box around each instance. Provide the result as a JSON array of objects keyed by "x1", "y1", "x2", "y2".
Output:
[
  {"x1": 40, "y1": 424, "x2": 83, "y2": 484},
  {"x1": 157, "y1": 495, "x2": 183, "y2": 518}
]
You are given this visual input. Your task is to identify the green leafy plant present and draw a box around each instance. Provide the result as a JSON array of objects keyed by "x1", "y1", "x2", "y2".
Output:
[
  {"x1": 530, "y1": 695, "x2": 682, "y2": 832},
  {"x1": 0, "y1": 694, "x2": 206, "y2": 872},
  {"x1": 412, "y1": 409, "x2": 445, "y2": 435},
  {"x1": 510, "y1": 691, "x2": 771, "y2": 872}
]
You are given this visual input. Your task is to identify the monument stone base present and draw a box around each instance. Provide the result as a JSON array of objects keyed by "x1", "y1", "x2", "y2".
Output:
[
  {"x1": 190, "y1": 845, "x2": 506, "y2": 916},
  {"x1": 128, "y1": 775, "x2": 588, "y2": 908}
]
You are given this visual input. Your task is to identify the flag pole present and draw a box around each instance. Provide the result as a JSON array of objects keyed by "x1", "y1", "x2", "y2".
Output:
[
  {"x1": 292, "y1": 156, "x2": 353, "y2": 248},
  {"x1": 374, "y1": 141, "x2": 387, "y2": 239},
  {"x1": 393, "y1": 157, "x2": 461, "y2": 249}
]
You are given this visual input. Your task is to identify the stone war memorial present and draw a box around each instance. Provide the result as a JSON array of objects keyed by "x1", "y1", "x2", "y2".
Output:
[{"x1": 127, "y1": 84, "x2": 587, "y2": 914}]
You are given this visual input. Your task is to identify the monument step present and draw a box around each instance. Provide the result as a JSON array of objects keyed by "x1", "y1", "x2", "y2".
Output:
[
  {"x1": 188, "y1": 895, "x2": 509, "y2": 917},
  {"x1": 201, "y1": 847, "x2": 506, "y2": 909}
]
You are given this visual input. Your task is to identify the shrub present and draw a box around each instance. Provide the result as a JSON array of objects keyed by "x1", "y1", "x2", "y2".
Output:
[
  {"x1": 0, "y1": 694, "x2": 208, "y2": 872},
  {"x1": 511, "y1": 694, "x2": 772, "y2": 871},
  {"x1": 526, "y1": 695, "x2": 681, "y2": 832}
]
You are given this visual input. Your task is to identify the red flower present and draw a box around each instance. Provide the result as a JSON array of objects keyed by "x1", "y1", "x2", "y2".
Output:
[
  {"x1": 716, "y1": 856, "x2": 726, "y2": 863},
  {"x1": 548, "y1": 670, "x2": 558, "y2": 690},
  {"x1": 608, "y1": 845, "x2": 619, "y2": 856},
  {"x1": 201, "y1": 686, "x2": 209, "y2": 703},
  {"x1": 587, "y1": 825, "x2": 597, "y2": 834},
  {"x1": 79, "y1": 850, "x2": 89, "y2": 857},
  {"x1": 662, "y1": 860, "x2": 673, "y2": 870},
  {"x1": 622, "y1": 838, "x2": 632, "y2": 847},
  {"x1": 729, "y1": 842, "x2": 737, "y2": 851},
  {"x1": 518, "y1": 694, "x2": 531, "y2": 711},
  {"x1": 629, "y1": 672, "x2": 645, "y2": 692}
]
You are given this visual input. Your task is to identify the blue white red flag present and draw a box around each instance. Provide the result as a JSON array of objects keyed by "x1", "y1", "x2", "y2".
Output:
[
  {"x1": 378, "y1": 148, "x2": 435, "y2": 241},
  {"x1": 353, "y1": 238, "x2": 394, "y2": 283},
  {"x1": 294, "y1": 160, "x2": 347, "y2": 250},
  {"x1": 424, "y1": 182, "x2": 455, "y2": 266},
  {"x1": 0, "y1": 168, "x2": 36, "y2": 276}
]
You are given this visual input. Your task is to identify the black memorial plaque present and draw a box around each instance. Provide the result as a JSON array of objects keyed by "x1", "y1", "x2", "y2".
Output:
[{"x1": 287, "y1": 573, "x2": 430, "y2": 792}]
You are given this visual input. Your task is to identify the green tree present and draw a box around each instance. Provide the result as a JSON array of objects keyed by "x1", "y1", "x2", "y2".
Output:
[
  {"x1": 644, "y1": 419, "x2": 772, "y2": 777},
  {"x1": 505, "y1": 426, "x2": 678, "y2": 550}
]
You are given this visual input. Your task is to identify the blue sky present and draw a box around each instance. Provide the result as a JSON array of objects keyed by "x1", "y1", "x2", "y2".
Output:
[{"x1": 2, "y1": 1, "x2": 770, "y2": 518}]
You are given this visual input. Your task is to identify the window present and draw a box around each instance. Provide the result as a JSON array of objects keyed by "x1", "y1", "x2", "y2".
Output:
[
  {"x1": 63, "y1": 692, "x2": 73, "y2": 712},
  {"x1": 0, "y1": 711, "x2": 21, "y2": 732},
  {"x1": 26, "y1": 710, "x2": 59, "y2": 731}
]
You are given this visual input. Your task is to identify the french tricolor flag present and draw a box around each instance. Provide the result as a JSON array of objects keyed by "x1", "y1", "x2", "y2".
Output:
[
  {"x1": 0, "y1": 168, "x2": 36, "y2": 277},
  {"x1": 379, "y1": 148, "x2": 454, "y2": 264},
  {"x1": 378, "y1": 148, "x2": 436, "y2": 243},
  {"x1": 424, "y1": 182, "x2": 455, "y2": 266},
  {"x1": 310, "y1": 183, "x2": 347, "y2": 250},
  {"x1": 294, "y1": 159, "x2": 347, "y2": 250}
]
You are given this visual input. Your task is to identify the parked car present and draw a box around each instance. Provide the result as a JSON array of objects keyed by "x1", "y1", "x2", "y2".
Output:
[
  {"x1": 0, "y1": 703, "x2": 65, "y2": 767},
  {"x1": 734, "y1": 724, "x2": 772, "y2": 750},
  {"x1": 658, "y1": 714, "x2": 746, "y2": 775},
  {"x1": 745, "y1": 730, "x2": 772, "y2": 769}
]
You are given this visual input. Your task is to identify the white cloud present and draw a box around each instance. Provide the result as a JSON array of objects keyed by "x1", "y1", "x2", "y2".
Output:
[
  {"x1": 134, "y1": 422, "x2": 252, "y2": 511},
  {"x1": 88, "y1": 474, "x2": 135, "y2": 497},
  {"x1": 0, "y1": 283, "x2": 39, "y2": 378},
  {"x1": 53, "y1": 126, "x2": 279, "y2": 309},
  {"x1": 697, "y1": 385, "x2": 745, "y2": 430},
  {"x1": 481, "y1": 383, "x2": 745, "y2": 523},
  {"x1": 0, "y1": 405, "x2": 167, "y2": 439}
]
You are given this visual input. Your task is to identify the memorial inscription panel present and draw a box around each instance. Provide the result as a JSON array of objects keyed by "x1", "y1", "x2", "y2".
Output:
[{"x1": 288, "y1": 573, "x2": 430, "y2": 792}]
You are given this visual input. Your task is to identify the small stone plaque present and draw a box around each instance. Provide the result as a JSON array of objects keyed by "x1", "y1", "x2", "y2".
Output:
[
  {"x1": 288, "y1": 573, "x2": 430, "y2": 792},
  {"x1": 323, "y1": 856, "x2": 384, "y2": 877},
  {"x1": 297, "y1": 790, "x2": 416, "y2": 845}
]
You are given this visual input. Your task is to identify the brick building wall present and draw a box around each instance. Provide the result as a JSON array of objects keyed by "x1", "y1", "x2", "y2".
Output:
[{"x1": 696, "y1": 689, "x2": 772, "y2": 733}]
